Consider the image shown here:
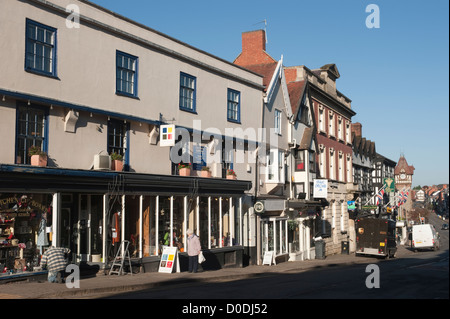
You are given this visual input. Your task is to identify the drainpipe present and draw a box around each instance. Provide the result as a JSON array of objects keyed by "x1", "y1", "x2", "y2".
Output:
[
  {"x1": 255, "y1": 93, "x2": 266, "y2": 265},
  {"x1": 289, "y1": 138, "x2": 297, "y2": 200}
]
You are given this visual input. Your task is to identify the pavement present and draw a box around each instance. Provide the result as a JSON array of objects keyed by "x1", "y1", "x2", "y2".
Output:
[{"x1": 0, "y1": 246, "x2": 412, "y2": 299}]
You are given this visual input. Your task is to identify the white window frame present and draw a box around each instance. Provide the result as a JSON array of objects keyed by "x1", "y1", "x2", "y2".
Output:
[
  {"x1": 318, "y1": 105, "x2": 325, "y2": 132},
  {"x1": 274, "y1": 109, "x2": 282, "y2": 135},
  {"x1": 338, "y1": 116, "x2": 343, "y2": 140},
  {"x1": 328, "y1": 111, "x2": 335, "y2": 137},
  {"x1": 266, "y1": 149, "x2": 285, "y2": 184},
  {"x1": 329, "y1": 148, "x2": 335, "y2": 180},
  {"x1": 340, "y1": 201, "x2": 345, "y2": 232},
  {"x1": 346, "y1": 154, "x2": 352, "y2": 183},
  {"x1": 319, "y1": 144, "x2": 326, "y2": 178},
  {"x1": 338, "y1": 151, "x2": 344, "y2": 181},
  {"x1": 345, "y1": 121, "x2": 351, "y2": 144}
]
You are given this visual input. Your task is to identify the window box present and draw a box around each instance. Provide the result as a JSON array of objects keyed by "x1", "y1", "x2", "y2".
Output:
[
  {"x1": 111, "y1": 160, "x2": 123, "y2": 172},
  {"x1": 201, "y1": 167, "x2": 211, "y2": 178},
  {"x1": 30, "y1": 154, "x2": 47, "y2": 167},
  {"x1": 28, "y1": 145, "x2": 47, "y2": 167},
  {"x1": 179, "y1": 168, "x2": 191, "y2": 176}
]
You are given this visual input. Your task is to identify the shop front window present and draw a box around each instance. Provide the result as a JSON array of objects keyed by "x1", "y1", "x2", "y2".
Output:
[
  {"x1": 211, "y1": 197, "x2": 220, "y2": 248},
  {"x1": 172, "y1": 197, "x2": 184, "y2": 251},
  {"x1": 107, "y1": 194, "x2": 243, "y2": 261},
  {"x1": 261, "y1": 218, "x2": 288, "y2": 257},
  {"x1": 141, "y1": 196, "x2": 157, "y2": 257},
  {"x1": 275, "y1": 220, "x2": 281, "y2": 255},
  {"x1": 222, "y1": 198, "x2": 231, "y2": 246},
  {"x1": 158, "y1": 197, "x2": 171, "y2": 250},
  {"x1": 288, "y1": 220, "x2": 300, "y2": 253},
  {"x1": 0, "y1": 193, "x2": 53, "y2": 272},
  {"x1": 234, "y1": 198, "x2": 241, "y2": 246},
  {"x1": 199, "y1": 197, "x2": 208, "y2": 249}
]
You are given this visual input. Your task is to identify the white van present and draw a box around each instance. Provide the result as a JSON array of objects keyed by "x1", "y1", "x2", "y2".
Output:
[{"x1": 412, "y1": 224, "x2": 440, "y2": 251}]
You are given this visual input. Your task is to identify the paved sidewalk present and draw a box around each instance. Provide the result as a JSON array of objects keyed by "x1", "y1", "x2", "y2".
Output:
[{"x1": 1, "y1": 247, "x2": 410, "y2": 299}]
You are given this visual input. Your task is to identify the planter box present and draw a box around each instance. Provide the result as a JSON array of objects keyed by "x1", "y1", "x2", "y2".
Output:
[
  {"x1": 179, "y1": 168, "x2": 191, "y2": 176},
  {"x1": 30, "y1": 154, "x2": 47, "y2": 167},
  {"x1": 111, "y1": 160, "x2": 123, "y2": 171},
  {"x1": 226, "y1": 175, "x2": 237, "y2": 180},
  {"x1": 201, "y1": 170, "x2": 211, "y2": 178}
]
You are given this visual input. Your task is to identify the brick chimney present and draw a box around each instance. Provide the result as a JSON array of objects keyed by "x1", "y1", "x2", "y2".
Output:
[
  {"x1": 242, "y1": 30, "x2": 266, "y2": 54},
  {"x1": 351, "y1": 122, "x2": 362, "y2": 137},
  {"x1": 234, "y1": 30, "x2": 276, "y2": 66}
]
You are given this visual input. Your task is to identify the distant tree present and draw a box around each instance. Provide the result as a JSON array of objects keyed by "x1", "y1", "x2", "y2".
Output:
[
  {"x1": 409, "y1": 207, "x2": 430, "y2": 224},
  {"x1": 413, "y1": 185, "x2": 421, "y2": 190}
]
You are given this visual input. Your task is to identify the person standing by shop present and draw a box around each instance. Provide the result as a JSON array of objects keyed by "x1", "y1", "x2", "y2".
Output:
[
  {"x1": 40, "y1": 246, "x2": 71, "y2": 283},
  {"x1": 187, "y1": 229, "x2": 201, "y2": 273}
]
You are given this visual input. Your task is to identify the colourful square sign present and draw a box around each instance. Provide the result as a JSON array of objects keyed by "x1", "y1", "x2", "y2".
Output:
[{"x1": 160, "y1": 125, "x2": 175, "y2": 147}]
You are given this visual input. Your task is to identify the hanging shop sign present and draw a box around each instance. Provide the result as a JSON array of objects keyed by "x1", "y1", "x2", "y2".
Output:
[
  {"x1": 383, "y1": 178, "x2": 395, "y2": 193},
  {"x1": 254, "y1": 201, "x2": 265, "y2": 214},
  {"x1": 347, "y1": 201, "x2": 356, "y2": 211},
  {"x1": 160, "y1": 124, "x2": 175, "y2": 147},
  {"x1": 313, "y1": 179, "x2": 328, "y2": 199}
]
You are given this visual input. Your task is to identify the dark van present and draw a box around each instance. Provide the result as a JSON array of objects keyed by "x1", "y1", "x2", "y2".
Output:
[{"x1": 356, "y1": 217, "x2": 397, "y2": 258}]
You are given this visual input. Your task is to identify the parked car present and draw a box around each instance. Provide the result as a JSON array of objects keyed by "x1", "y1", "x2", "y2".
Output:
[{"x1": 442, "y1": 224, "x2": 449, "y2": 230}]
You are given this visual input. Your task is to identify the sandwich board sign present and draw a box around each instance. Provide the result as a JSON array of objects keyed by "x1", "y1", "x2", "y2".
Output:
[
  {"x1": 158, "y1": 246, "x2": 180, "y2": 273},
  {"x1": 262, "y1": 251, "x2": 275, "y2": 266}
]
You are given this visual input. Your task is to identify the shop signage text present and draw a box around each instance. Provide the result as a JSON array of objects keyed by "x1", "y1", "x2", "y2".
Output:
[
  {"x1": 313, "y1": 179, "x2": 328, "y2": 198},
  {"x1": 0, "y1": 195, "x2": 48, "y2": 214}
]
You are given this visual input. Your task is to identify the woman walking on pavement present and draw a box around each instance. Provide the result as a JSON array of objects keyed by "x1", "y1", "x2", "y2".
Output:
[{"x1": 187, "y1": 229, "x2": 201, "y2": 273}]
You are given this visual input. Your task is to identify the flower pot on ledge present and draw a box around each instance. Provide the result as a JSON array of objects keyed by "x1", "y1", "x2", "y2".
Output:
[
  {"x1": 226, "y1": 175, "x2": 237, "y2": 180},
  {"x1": 179, "y1": 168, "x2": 191, "y2": 176},
  {"x1": 30, "y1": 154, "x2": 47, "y2": 167},
  {"x1": 201, "y1": 170, "x2": 212, "y2": 178},
  {"x1": 111, "y1": 160, "x2": 123, "y2": 171}
]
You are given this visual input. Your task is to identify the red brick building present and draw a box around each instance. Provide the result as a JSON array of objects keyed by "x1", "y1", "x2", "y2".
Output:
[{"x1": 285, "y1": 64, "x2": 357, "y2": 254}]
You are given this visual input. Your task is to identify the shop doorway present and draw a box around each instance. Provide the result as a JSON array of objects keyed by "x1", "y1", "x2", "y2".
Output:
[
  {"x1": 77, "y1": 195, "x2": 103, "y2": 263},
  {"x1": 60, "y1": 194, "x2": 103, "y2": 263},
  {"x1": 261, "y1": 217, "x2": 288, "y2": 261}
]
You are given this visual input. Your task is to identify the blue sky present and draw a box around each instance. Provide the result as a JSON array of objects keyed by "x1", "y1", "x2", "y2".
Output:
[{"x1": 89, "y1": 0, "x2": 449, "y2": 187}]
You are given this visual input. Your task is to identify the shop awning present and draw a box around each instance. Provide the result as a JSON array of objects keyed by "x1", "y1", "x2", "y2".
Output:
[{"x1": 0, "y1": 164, "x2": 252, "y2": 196}]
